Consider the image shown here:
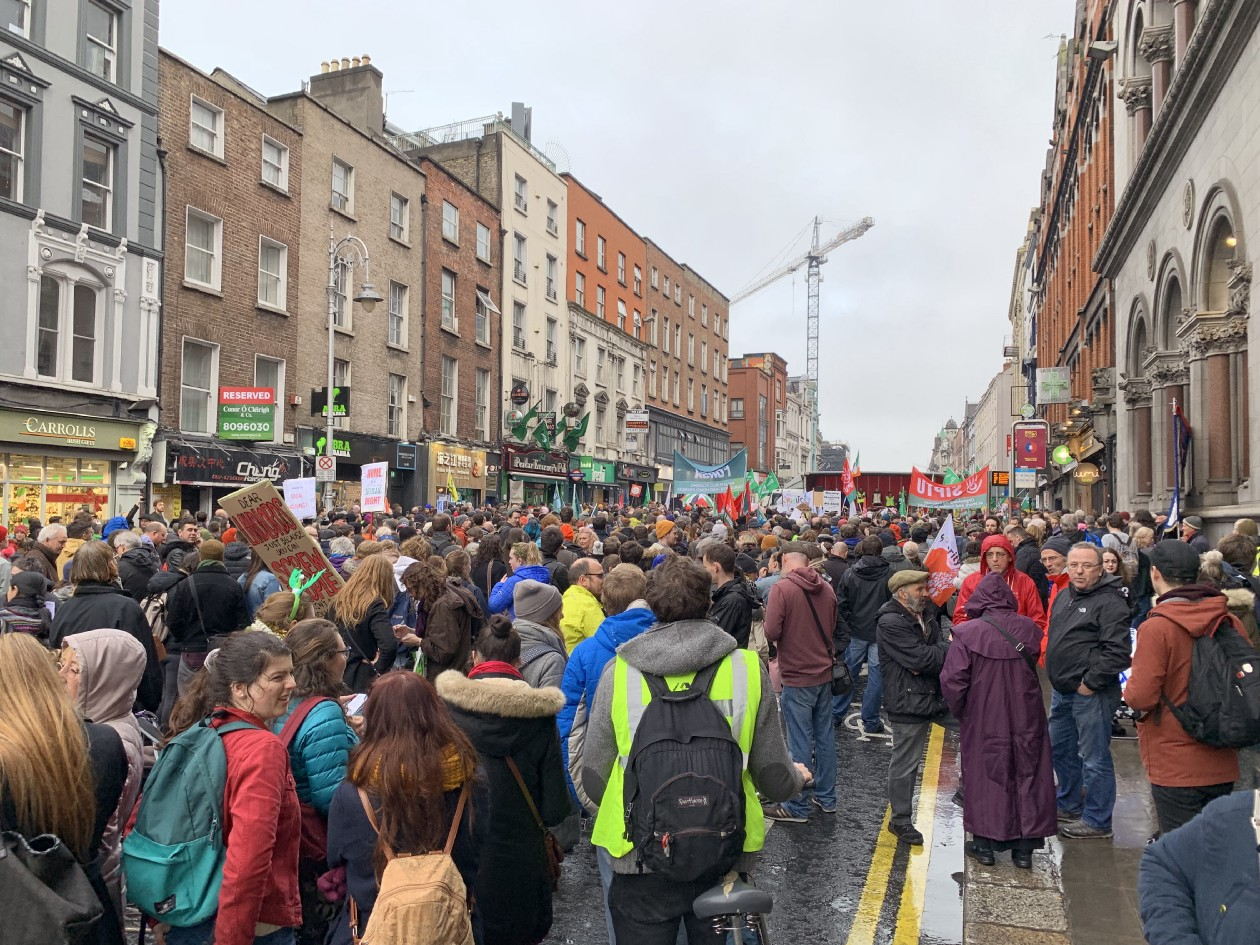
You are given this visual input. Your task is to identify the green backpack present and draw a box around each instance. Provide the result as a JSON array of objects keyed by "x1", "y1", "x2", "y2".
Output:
[{"x1": 122, "y1": 716, "x2": 256, "y2": 926}]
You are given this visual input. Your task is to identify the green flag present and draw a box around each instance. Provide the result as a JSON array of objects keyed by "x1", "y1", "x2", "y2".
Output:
[
  {"x1": 943, "y1": 467, "x2": 961, "y2": 484},
  {"x1": 898, "y1": 488, "x2": 907, "y2": 517},
  {"x1": 563, "y1": 412, "x2": 590, "y2": 453},
  {"x1": 531, "y1": 419, "x2": 553, "y2": 451},
  {"x1": 760, "y1": 471, "x2": 781, "y2": 496},
  {"x1": 510, "y1": 402, "x2": 539, "y2": 442}
]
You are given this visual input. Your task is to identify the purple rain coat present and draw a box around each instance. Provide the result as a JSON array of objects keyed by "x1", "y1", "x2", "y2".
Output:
[{"x1": 940, "y1": 572, "x2": 1056, "y2": 842}]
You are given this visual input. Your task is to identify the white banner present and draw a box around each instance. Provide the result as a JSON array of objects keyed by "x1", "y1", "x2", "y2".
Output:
[
  {"x1": 361, "y1": 462, "x2": 389, "y2": 513},
  {"x1": 282, "y1": 477, "x2": 318, "y2": 521},
  {"x1": 777, "y1": 489, "x2": 808, "y2": 513},
  {"x1": 822, "y1": 490, "x2": 844, "y2": 512}
]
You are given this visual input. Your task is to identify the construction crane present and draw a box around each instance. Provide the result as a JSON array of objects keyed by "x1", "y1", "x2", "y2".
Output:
[{"x1": 729, "y1": 216, "x2": 873, "y2": 474}]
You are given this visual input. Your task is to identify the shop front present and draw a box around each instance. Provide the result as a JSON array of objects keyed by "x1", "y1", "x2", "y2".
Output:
[
  {"x1": 616, "y1": 461, "x2": 658, "y2": 508},
  {"x1": 295, "y1": 428, "x2": 413, "y2": 512},
  {"x1": 0, "y1": 408, "x2": 146, "y2": 532},
  {"x1": 570, "y1": 455, "x2": 618, "y2": 507},
  {"x1": 504, "y1": 446, "x2": 570, "y2": 508},
  {"x1": 428, "y1": 443, "x2": 489, "y2": 509},
  {"x1": 163, "y1": 438, "x2": 308, "y2": 513}
]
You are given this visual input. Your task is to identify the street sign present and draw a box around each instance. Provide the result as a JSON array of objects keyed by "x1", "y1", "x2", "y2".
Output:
[
  {"x1": 1019, "y1": 403, "x2": 1036, "y2": 419},
  {"x1": 315, "y1": 455, "x2": 337, "y2": 482},
  {"x1": 990, "y1": 471, "x2": 1010, "y2": 487},
  {"x1": 1014, "y1": 470, "x2": 1037, "y2": 489},
  {"x1": 567, "y1": 469, "x2": 585, "y2": 482}
]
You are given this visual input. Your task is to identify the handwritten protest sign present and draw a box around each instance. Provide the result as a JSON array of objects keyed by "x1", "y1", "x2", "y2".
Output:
[{"x1": 220, "y1": 480, "x2": 343, "y2": 614}]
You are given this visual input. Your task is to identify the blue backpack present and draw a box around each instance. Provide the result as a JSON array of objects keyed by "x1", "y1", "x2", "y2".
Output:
[{"x1": 122, "y1": 716, "x2": 256, "y2": 926}]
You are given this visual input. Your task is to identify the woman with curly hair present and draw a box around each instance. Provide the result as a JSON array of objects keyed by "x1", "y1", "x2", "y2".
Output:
[{"x1": 402, "y1": 559, "x2": 482, "y2": 680}]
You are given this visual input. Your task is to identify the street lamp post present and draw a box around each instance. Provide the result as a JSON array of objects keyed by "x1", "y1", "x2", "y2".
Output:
[{"x1": 325, "y1": 223, "x2": 383, "y2": 510}]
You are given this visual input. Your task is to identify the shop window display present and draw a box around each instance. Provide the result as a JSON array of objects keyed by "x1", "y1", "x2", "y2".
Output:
[{"x1": 2, "y1": 454, "x2": 111, "y2": 531}]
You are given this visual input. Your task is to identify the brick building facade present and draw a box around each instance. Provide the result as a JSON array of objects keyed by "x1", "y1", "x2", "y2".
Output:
[
  {"x1": 727, "y1": 352, "x2": 787, "y2": 476},
  {"x1": 154, "y1": 51, "x2": 308, "y2": 512}
]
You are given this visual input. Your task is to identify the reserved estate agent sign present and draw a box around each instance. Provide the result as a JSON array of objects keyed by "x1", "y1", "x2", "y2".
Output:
[{"x1": 218, "y1": 387, "x2": 277, "y2": 441}]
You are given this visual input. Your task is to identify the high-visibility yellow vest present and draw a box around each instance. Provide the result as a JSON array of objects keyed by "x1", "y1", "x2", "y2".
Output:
[{"x1": 590, "y1": 649, "x2": 765, "y2": 858}]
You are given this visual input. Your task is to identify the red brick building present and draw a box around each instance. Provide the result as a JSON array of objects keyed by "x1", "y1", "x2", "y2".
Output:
[
  {"x1": 727, "y1": 352, "x2": 787, "y2": 476},
  {"x1": 154, "y1": 51, "x2": 308, "y2": 512}
]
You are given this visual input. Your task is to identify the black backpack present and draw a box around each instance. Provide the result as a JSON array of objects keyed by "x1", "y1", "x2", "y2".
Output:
[
  {"x1": 1162, "y1": 615, "x2": 1260, "y2": 749},
  {"x1": 622, "y1": 662, "x2": 745, "y2": 881}
]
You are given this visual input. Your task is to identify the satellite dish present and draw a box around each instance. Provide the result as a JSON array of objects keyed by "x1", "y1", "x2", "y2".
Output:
[{"x1": 543, "y1": 141, "x2": 572, "y2": 174}]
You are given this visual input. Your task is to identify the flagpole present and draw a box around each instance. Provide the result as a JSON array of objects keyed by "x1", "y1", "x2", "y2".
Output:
[{"x1": 1170, "y1": 398, "x2": 1181, "y2": 532}]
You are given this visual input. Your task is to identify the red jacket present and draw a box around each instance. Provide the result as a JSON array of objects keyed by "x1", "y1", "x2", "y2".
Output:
[
  {"x1": 210, "y1": 708, "x2": 301, "y2": 945},
  {"x1": 955, "y1": 535, "x2": 1046, "y2": 632},
  {"x1": 1122, "y1": 590, "x2": 1240, "y2": 788}
]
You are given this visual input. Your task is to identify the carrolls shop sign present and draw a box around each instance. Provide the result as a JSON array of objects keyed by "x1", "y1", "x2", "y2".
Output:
[{"x1": 0, "y1": 409, "x2": 141, "y2": 451}]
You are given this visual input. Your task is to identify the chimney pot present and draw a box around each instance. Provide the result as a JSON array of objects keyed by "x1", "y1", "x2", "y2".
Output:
[
  {"x1": 361, "y1": 54, "x2": 371, "y2": 65},
  {"x1": 341, "y1": 57, "x2": 351, "y2": 70},
  {"x1": 320, "y1": 61, "x2": 330, "y2": 73},
  {"x1": 351, "y1": 56, "x2": 361, "y2": 67},
  {"x1": 329, "y1": 59, "x2": 339, "y2": 71}
]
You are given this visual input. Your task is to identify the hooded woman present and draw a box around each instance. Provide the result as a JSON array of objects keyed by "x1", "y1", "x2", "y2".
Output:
[
  {"x1": 954, "y1": 534, "x2": 1046, "y2": 631},
  {"x1": 437, "y1": 617, "x2": 569, "y2": 945},
  {"x1": 940, "y1": 573, "x2": 1056, "y2": 869},
  {"x1": 59, "y1": 629, "x2": 148, "y2": 917}
]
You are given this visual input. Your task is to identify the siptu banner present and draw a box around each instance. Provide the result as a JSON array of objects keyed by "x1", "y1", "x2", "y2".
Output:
[
  {"x1": 908, "y1": 466, "x2": 990, "y2": 509},
  {"x1": 672, "y1": 449, "x2": 748, "y2": 495}
]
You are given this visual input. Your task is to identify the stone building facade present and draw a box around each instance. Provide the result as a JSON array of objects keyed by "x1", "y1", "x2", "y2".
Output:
[
  {"x1": 1101, "y1": 0, "x2": 1257, "y2": 527},
  {"x1": 0, "y1": 0, "x2": 162, "y2": 527}
]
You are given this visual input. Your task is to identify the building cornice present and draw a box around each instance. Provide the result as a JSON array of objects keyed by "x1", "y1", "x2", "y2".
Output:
[{"x1": 1095, "y1": 0, "x2": 1260, "y2": 276}]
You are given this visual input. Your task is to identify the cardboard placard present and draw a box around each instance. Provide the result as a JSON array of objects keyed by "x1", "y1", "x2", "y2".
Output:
[
  {"x1": 361, "y1": 462, "x2": 388, "y2": 513},
  {"x1": 283, "y1": 478, "x2": 319, "y2": 521},
  {"x1": 220, "y1": 480, "x2": 343, "y2": 614}
]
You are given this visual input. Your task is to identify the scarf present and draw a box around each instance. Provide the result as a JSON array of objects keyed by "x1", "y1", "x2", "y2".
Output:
[{"x1": 467, "y1": 660, "x2": 523, "y2": 680}]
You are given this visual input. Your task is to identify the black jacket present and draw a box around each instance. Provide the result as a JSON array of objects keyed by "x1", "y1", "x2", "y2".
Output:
[
  {"x1": 49, "y1": 583, "x2": 162, "y2": 713},
  {"x1": 541, "y1": 554, "x2": 571, "y2": 594},
  {"x1": 709, "y1": 577, "x2": 759, "y2": 648},
  {"x1": 820, "y1": 556, "x2": 850, "y2": 589},
  {"x1": 335, "y1": 599, "x2": 398, "y2": 694},
  {"x1": 428, "y1": 531, "x2": 457, "y2": 557},
  {"x1": 1045, "y1": 574, "x2": 1132, "y2": 694},
  {"x1": 437, "y1": 669, "x2": 569, "y2": 945},
  {"x1": 1014, "y1": 537, "x2": 1050, "y2": 605},
  {"x1": 164, "y1": 562, "x2": 250, "y2": 652},
  {"x1": 876, "y1": 598, "x2": 951, "y2": 723},
  {"x1": 116, "y1": 546, "x2": 160, "y2": 602},
  {"x1": 836, "y1": 555, "x2": 893, "y2": 642},
  {"x1": 159, "y1": 538, "x2": 197, "y2": 572},
  {"x1": 222, "y1": 542, "x2": 252, "y2": 580}
]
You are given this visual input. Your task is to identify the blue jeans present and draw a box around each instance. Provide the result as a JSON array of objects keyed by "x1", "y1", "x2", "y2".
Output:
[
  {"x1": 832, "y1": 638, "x2": 883, "y2": 729},
  {"x1": 780, "y1": 682, "x2": 837, "y2": 817},
  {"x1": 167, "y1": 920, "x2": 295, "y2": 945},
  {"x1": 1049, "y1": 687, "x2": 1121, "y2": 830}
]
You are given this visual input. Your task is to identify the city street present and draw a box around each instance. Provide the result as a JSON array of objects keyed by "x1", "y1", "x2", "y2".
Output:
[{"x1": 552, "y1": 714, "x2": 966, "y2": 945}]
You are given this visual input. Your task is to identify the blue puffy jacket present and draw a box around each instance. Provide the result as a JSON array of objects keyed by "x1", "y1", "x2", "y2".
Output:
[
  {"x1": 487, "y1": 564, "x2": 551, "y2": 618},
  {"x1": 272, "y1": 696, "x2": 359, "y2": 815},
  {"x1": 1139, "y1": 790, "x2": 1260, "y2": 945},
  {"x1": 558, "y1": 603, "x2": 656, "y2": 811}
]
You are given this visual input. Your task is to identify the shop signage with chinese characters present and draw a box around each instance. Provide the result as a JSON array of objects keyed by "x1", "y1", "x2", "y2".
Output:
[
  {"x1": 173, "y1": 443, "x2": 305, "y2": 486},
  {"x1": 428, "y1": 444, "x2": 488, "y2": 489}
]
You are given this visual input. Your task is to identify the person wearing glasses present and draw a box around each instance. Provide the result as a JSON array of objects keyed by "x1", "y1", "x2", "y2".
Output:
[
  {"x1": 275, "y1": 619, "x2": 359, "y2": 945},
  {"x1": 1046, "y1": 543, "x2": 1132, "y2": 841},
  {"x1": 560, "y1": 559, "x2": 606, "y2": 654}
]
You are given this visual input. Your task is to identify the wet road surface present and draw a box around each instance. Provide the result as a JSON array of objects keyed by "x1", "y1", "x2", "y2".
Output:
[{"x1": 550, "y1": 711, "x2": 965, "y2": 945}]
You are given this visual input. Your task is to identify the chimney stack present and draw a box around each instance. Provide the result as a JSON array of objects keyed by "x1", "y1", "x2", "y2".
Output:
[{"x1": 308, "y1": 54, "x2": 385, "y2": 139}]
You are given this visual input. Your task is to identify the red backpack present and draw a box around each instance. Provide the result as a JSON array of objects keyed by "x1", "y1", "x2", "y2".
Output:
[{"x1": 278, "y1": 696, "x2": 337, "y2": 861}]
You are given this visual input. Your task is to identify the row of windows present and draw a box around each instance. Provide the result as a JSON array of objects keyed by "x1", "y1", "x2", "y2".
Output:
[
  {"x1": 5, "y1": 0, "x2": 120, "y2": 82},
  {"x1": 649, "y1": 265, "x2": 727, "y2": 337},
  {"x1": 644, "y1": 359, "x2": 725, "y2": 421},
  {"x1": 511, "y1": 174, "x2": 560, "y2": 235}
]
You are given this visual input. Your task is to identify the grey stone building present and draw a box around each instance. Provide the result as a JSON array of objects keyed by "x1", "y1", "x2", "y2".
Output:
[{"x1": 0, "y1": 0, "x2": 162, "y2": 531}]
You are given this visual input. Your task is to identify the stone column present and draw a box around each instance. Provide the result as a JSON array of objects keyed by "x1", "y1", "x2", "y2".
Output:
[
  {"x1": 1140, "y1": 26, "x2": 1176, "y2": 113},
  {"x1": 1173, "y1": 0, "x2": 1197, "y2": 64},
  {"x1": 1148, "y1": 354, "x2": 1189, "y2": 506},
  {"x1": 1121, "y1": 377, "x2": 1154, "y2": 501},
  {"x1": 1186, "y1": 313, "x2": 1249, "y2": 502},
  {"x1": 1120, "y1": 77, "x2": 1154, "y2": 151}
]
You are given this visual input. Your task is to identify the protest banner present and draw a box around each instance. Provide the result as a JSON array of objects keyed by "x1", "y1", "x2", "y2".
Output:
[
  {"x1": 361, "y1": 461, "x2": 388, "y2": 513},
  {"x1": 908, "y1": 466, "x2": 990, "y2": 510},
  {"x1": 282, "y1": 477, "x2": 318, "y2": 521},
  {"x1": 220, "y1": 480, "x2": 343, "y2": 614}
]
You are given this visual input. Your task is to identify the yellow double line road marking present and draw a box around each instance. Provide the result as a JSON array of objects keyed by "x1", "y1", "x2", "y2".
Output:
[{"x1": 844, "y1": 724, "x2": 946, "y2": 945}]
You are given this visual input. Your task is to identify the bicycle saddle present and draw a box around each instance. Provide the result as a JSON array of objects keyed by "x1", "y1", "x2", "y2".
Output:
[{"x1": 692, "y1": 877, "x2": 773, "y2": 919}]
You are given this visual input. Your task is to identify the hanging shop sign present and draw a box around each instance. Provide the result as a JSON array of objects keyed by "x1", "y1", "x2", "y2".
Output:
[
  {"x1": 310, "y1": 387, "x2": 351, "y2": 419},
  {"x1": 395, "y1": 443, "x2": 418, "y2": 471},
  {"x1": 1013, "y1": 420, "x2": 1050, "y2": 470}
]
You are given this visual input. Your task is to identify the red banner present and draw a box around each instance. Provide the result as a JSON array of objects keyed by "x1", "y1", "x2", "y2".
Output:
[
  {"x1": 909, "y1": 466, "x2": 990, "y2": 509},
  {"x1": 841, "y1": 458, "x2": 856, "y2": 497}
]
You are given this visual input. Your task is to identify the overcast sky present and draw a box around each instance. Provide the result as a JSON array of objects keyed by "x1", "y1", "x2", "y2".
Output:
[{"x1": 161, "y1": 0, "x2": 1074, "y2": 471}]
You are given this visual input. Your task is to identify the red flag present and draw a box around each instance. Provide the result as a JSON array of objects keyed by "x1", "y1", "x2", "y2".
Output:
[{"x1": 841, "y1": 458, "x2": 856, "y2": 497}]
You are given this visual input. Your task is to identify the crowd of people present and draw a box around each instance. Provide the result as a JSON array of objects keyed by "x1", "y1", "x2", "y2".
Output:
[{"x1": 0, "y1": 497, "x2": 1257, "y2": 944}]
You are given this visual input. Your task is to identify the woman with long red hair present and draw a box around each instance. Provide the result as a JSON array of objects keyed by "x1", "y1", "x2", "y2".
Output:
[{"x1": 325, "y1": 672, "x2": 486, "y2": 945}]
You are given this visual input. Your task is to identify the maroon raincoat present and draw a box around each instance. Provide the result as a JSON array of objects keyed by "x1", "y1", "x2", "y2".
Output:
[{"x1": 940, "y1": 573, "x2": 1056, "y2": 843}]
